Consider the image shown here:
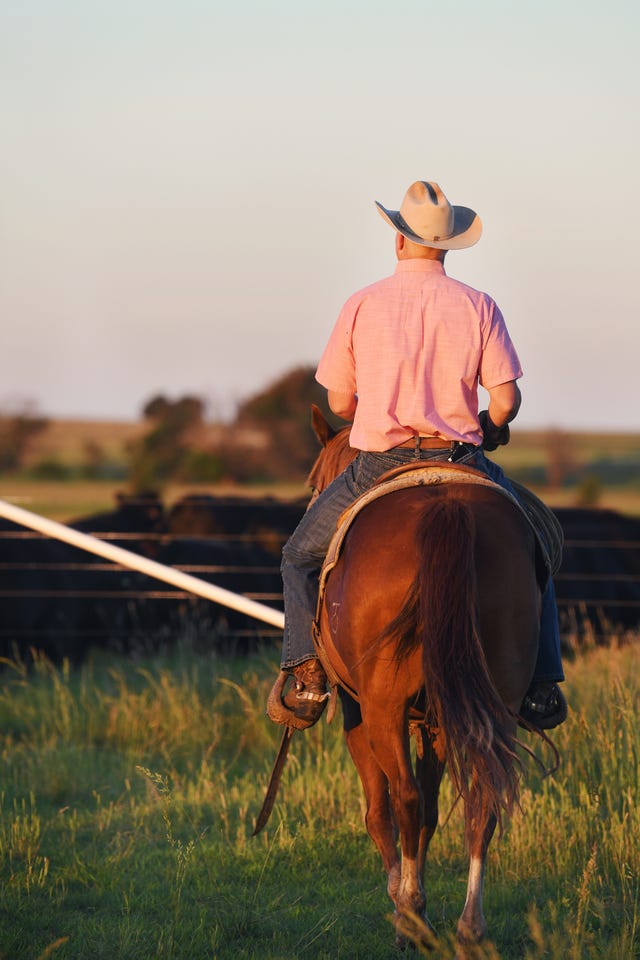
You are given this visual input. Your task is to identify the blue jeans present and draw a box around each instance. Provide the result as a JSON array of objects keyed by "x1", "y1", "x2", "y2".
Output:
[{"x1": 281, "y1": 446, "x2": 564, "y2": 683}]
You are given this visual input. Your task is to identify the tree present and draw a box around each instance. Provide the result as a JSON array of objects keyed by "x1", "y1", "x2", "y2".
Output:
[
  {"x1": 128, "y1": 394, "x2": 206, "y2": 490},
  {"x1": 544, "y1": 429, "x2": 577, "y2": 488},
  {"x1": 0, "y1": 406, "x2": 49, "y2": 472},
  {"x1": 234, "y1": 367, "x2": 342, "y2": 480}
]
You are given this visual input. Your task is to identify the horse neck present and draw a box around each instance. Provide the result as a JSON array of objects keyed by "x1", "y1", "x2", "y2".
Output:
[{"x1": 308, "y1": 429, "x2": 356, "y2": 493}]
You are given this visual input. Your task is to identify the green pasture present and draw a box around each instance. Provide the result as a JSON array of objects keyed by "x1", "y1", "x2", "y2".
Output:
[
  {"x1": 2, "y1": 474, "x2": 640, "y2": 526},
  {"x1": 0, "y1": 639, "x2": 638, "y2": 960}
]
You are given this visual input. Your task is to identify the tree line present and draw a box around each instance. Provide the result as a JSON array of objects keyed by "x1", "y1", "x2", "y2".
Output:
[
  {"x1": 0, "y1": 367, "x2": 342, "y2": 488},
  {"x1": 1, "y1": 368, "x2": 637, "y2": 499}
]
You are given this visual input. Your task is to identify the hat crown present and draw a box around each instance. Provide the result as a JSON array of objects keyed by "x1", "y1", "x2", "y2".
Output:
[
  {"x1": 374, "y1": 179, "x2": 482, "y2": 250},
  {"x1": 401, "y1": 181, "x2": 454, "y2": 242}
]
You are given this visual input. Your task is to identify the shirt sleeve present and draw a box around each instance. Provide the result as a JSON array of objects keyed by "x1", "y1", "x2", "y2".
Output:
[
  {"x1": 315, "y1": 296, "x2": 358, "y2": 395},
  {"x1": 477, "y1": 299, "x2": 523, "y2": 389}
]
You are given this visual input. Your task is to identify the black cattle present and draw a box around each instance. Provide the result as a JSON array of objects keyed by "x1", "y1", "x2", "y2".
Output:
[
  {"x1": 69, "y1": 490, "x2": 165, "y2": 557},
  {"x1": 0, "y1": 517, "x2": 85, "y2": 662},
  {"x1": 2, "y1": 495, "x2": 639, "y2": 663},
  {"x1": 553, "y1": 507, "x2": 640, "y2": 636},
  {"x1": 58, "y1": 491, "x2": 167, "y2": 654},
  {"x1": 167, "y1": 494, "x2": 305, "y2": 557},
  {"x1": 0, "y1": 491, "x2": 287, "y2": 663},
  {"x1": 156, "y1": 534, "x2": 282, "y2": 654},
  {"x1": 0, "y1": 492, "x2": 167, "y2": 662}
]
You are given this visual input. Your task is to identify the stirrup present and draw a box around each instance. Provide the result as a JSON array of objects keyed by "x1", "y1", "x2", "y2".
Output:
[{"x1": 267, "y1": 669, "x2": 329, "y2": 730}]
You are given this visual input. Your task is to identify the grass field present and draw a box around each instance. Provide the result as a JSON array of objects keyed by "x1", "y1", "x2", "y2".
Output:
[
  {"x1": 1, "y1": 473, "x2": 640, "y2": 526},
  {"x1": 0, "y1": 477, "x2": 310, "y2": 524},
  {"x1": 0, "y1": 639, "x2": 638, "y2": 959}
]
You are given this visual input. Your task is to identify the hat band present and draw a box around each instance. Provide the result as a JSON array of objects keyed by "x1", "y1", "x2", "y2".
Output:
[{"x1": 397, "y1": 211, "x2": 454, "y2": 244}]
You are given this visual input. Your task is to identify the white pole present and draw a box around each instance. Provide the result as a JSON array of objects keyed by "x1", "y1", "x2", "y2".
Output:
[{"x1": 0, "y1": 498, "x2": 285, "y2": 631}]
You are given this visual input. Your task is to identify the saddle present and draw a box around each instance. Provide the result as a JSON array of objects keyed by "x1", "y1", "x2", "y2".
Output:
[{"x1": 312, "y1": 461, "x2": 563, "y2": 704}]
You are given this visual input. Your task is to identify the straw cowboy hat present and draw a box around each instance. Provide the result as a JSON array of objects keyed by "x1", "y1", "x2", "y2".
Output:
[{"x1": 375, "y1": 180, "x2": 482, "y2": 250}]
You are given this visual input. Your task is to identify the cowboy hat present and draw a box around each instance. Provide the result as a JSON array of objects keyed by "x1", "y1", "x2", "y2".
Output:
[{"x1": 375, "y1": 180, "x2": 482, "y2": 250}]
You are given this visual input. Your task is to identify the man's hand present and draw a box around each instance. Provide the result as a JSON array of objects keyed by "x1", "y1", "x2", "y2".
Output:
[{"x1": 479, "y1": 409, "x2": 511, "y2": 451}]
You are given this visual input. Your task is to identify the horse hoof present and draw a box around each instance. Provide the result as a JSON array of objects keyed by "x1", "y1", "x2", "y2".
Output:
[
  {"x1": 455, "y1": 922, "x2": 488, "y2": 955},
  {"x1": 454, "y1": 940, "x2": 489, "y2": 960},
  {"x1": 393, "y1": 910, "x2": 437, "y2": 951}
]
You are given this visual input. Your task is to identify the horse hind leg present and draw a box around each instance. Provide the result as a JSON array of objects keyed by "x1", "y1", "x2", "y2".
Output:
[
  {"x1": 415, "y1": 728, "x2": 446, "y2": 879},
  {"x1": 456, "y1": 709, "x2": 522, "y2": 949},
  {"x1": 345, "y1": 723, "x2": 401, "y2": 902},
  {"x1": 456, "y1": 793, "x2": 498, "y2": 948},
  {"x1": 363, "y1": 714, "x2": 432, "y2": 943}
]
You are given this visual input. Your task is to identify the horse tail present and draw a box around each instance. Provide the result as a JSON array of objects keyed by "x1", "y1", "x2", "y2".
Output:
[{"x1": 412, "y1": 496, "x2": 520, "y2": 843}]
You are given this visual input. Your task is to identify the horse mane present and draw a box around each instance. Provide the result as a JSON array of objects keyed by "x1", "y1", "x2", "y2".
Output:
[{"x1": 307, "y1": 423, "x2": 356, "y2": 493}]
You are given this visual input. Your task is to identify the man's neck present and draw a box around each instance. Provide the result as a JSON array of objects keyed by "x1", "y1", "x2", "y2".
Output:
[{"x1": 396, "y1": 244, "x2": 446, "y2": 265}]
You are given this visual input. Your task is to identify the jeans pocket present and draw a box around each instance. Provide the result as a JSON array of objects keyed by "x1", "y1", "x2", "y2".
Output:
[{"x1": 353, "y1": 452, "x2": 405, "y2": 489}]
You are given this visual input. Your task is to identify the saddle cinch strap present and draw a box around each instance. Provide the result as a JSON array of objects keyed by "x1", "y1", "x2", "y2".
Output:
[{"x1": 312, "y1": 461, "x2": 564, "y2": 695}]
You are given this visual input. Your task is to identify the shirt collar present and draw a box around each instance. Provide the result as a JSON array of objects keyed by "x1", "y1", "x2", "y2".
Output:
[{"x1": 394, "y1": 259, "x2": 446, "y2": 276}]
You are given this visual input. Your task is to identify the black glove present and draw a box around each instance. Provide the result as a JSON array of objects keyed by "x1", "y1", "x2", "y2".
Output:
[{"x1": 479, "y1": 409, "x2": 510, "y2": 452}]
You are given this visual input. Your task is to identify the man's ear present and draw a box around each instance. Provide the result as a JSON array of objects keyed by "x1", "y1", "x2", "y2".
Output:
[{"x1": 395, "y1": 232, "x2": 405, "y2": 256}]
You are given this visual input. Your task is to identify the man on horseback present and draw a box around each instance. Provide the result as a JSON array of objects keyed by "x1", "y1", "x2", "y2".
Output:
[{"x1": 269, "y1": 179, "x2": 566, "y2": 731}]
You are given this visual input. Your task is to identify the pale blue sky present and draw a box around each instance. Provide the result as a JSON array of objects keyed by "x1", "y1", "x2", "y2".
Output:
[{"x1": 1, "y1": 0, "x2": 638, "y2": 429}]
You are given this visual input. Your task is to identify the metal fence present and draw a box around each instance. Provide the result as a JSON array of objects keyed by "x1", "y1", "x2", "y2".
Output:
[
  {"x1": 0, "y1": 499, "x2": 286, "y2": 651},
  {"x1": 0, "y1": 509, "x2": 639, "y2": 651}
]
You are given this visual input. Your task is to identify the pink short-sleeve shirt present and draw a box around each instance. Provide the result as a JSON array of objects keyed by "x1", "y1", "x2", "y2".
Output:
[{"x1": 315, "y1": 259, "x2": 522, "y2": 451}]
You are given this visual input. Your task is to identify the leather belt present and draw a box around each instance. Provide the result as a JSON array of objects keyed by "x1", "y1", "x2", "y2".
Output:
[{"x1": 395, "y1": 436, "x2": 451, "y2": 450}]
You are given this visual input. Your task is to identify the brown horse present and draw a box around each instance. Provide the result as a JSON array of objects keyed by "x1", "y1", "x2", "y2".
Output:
[{"x1": 308, "y1": 406, "x2": 541, "y2": 950}]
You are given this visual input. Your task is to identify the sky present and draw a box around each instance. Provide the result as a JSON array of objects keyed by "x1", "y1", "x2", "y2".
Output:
[{"x1": 1, "y1": 0, "x2": 639, "y2": 431}]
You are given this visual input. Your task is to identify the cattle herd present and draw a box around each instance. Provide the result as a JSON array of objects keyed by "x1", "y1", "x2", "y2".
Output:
[{"x1": 0, "y1": 492, "x2": 638, "y2": 664}]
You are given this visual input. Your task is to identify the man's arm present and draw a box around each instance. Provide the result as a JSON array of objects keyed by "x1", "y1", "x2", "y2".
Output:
[
  {"x1": 328, "y1": 389, "x2": 357, "y2": 422},
  {"x1": 479, "y1": 380, "x2": 521, "y2": 451},
  {"x1": 487, "y1": 380, "x2": 521, "y2": 427}
]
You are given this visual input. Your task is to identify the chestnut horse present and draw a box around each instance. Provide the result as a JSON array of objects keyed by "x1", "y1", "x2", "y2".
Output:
[{"x1": 308, "y1": 407, "x2": 540, "y2": 950}]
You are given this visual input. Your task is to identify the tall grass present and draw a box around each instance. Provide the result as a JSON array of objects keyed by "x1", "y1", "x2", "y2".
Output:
[{"x1": 0, "y1": 639, "x2": 638, "y2": 959}]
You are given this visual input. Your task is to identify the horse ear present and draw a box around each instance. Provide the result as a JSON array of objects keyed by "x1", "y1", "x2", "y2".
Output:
[{"x1": 311, "y1": 403, "x2": 336, "y2": 448}]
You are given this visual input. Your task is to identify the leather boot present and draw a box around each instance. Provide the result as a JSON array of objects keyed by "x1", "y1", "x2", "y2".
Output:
[
  {"x1": 283, "y1": 658, "x2": 329, "y2": 727},
  {"x1": 520, "y1": 681, "x2": 568, "y2": 729}
]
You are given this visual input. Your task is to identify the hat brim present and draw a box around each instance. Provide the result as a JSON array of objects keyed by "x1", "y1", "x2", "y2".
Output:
[{"x1": 375, "y1": 201, "x2": 482, "y2": 250}]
